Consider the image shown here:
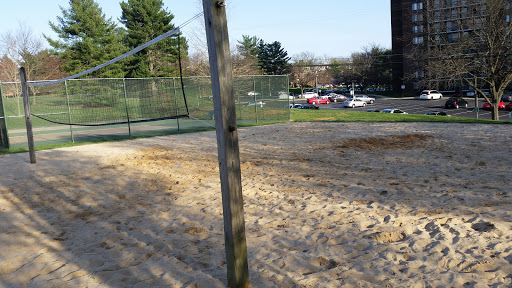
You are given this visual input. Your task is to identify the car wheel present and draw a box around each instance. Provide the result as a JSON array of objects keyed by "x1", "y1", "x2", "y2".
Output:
[
  {"x1": 455, "y1": 104, "x2": 459, "y2": 109},
  {"x1": 363, "y1": 103, "x2": 366, "y2": 107},
  {"x1": 370, "y1": 100, "x2": 374, "y2": 104},
  {"x1": 312, "y1": 101, "x2": 316, "y2": 104},
  {"x1": 327, "y1": 101, "x2": 330, "y2": 104},
  {"x1": 352, "y1": 104, "x2": 355, "y2": 108},
  {"x1": 464, "y1": 103, "x2": 468, "y2": 108}
]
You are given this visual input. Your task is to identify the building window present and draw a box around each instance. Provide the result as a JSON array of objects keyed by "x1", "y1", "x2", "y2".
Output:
[
  {"x1": 412, "y1": 2, "x2": 423, "y2": 11},
  {"x1": 448, "y1": 33, "x2": 459, "y2": 43},
  {"x1": 413, "y1": 36, "x2": 424, "y2": 44},
  {"x1": 412, "y1": 14, "x2": 423, "y2": 22},
  {"x1": 446, "y1": 21, "x2": 453, "y2": 32},
  {"x1": 415, "y1": 71, "x2": 425, "y2": 78},
  {"x1": 413, "y1": 25, "x2": 424, "y2": 33}
]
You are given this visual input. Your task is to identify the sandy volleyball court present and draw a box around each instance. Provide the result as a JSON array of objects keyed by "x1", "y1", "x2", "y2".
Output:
[{"x1": 0, "y1": 122, "x2": 511, "y2": 287}]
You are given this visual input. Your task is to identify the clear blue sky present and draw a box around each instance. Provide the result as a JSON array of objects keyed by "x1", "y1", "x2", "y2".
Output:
[{"x1": 0, "y1": 0, "x2": 391, "y2": 59}]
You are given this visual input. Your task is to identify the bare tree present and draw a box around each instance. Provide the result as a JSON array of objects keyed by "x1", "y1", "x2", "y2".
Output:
[
  {"x1": 419, "y1": 0, "x2": 512, "y2": 120},
  {"x1": 291, "y1": 51, "x2": 319, "y2": 96}
]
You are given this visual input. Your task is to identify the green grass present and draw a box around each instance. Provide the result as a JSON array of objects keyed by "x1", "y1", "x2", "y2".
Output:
[{"x1": 290, "y1": 109, "x2": 511, "y2": 124}]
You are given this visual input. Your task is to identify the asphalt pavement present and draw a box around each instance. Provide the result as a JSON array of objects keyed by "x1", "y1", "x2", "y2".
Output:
[{"x1": 294, "y1": 95, "x2": 512, "y2": 121}]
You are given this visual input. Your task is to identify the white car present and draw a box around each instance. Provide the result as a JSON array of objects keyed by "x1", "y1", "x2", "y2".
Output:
[
  {"x1": 380, "y1": 109, "x2": 408, "y2": 114},
  {"x1": 248, "y1": 91, "x2": 261, "y2": 96},
  {"x1": 303, "y1": 92, "x2": 319, "y2": 99},
  {"x1": 354, "y1": 95, "x2": 376, "y2": 104},
  {"x1": 419, "y1": 90, "x2": 443, "y2": 100},
  {"x1": 343, "y1": 98, "x2": 366, "y2": 108},
  {"x1": 247, "y1": 101, "x2": 266, "y2": 107}
]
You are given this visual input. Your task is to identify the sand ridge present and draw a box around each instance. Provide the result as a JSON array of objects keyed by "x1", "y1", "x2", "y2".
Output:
[{"x1": 0, "y1": 122, "x2": 511, "y2": 287}]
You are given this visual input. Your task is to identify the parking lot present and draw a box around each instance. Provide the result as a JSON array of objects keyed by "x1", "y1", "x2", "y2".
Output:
[{"x1": 293, "y1": 95, "x2": 512, "y2": 121}]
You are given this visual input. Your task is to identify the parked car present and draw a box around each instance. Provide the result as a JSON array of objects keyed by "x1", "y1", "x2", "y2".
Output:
[
  {"x1": 303, "y1": 92, "x2": 319, "y2": 99},
  {"x1": 247, "y1": 101, "x2": 266, "y2": 107},
  {"x1": 365, "y1": 109, "x2": 380, "y2": 112},
  {"x1": 425, "y1": 111, "x2": 448, "y2": 116},
  {"x1": 445, "y1": 97, "x2": 468, "y2": 109},
  {"x1": 328, "y1": 93, "x2": 348, "y2": 103},
  {"x1": 307, "y1": 97, "x2": 330, "y2": 105},
  {"x1": 279, "y1": 91, "x2": 294, "y2": 100},
  {"x1": 354, "y1": 95, "x2": 376, "y2": 104},
  {"x1": 506, "y1": 103, "x2": 512, "y2": 111},
  {"x1": 296, "y1": 104, "x2": 319, "y2": 109},
  {"x1": 502, "y1": 95, "x2": 512, "y2": 102},
  {"x1": 247, "y1": 91, "x2": 260, "y2": 96},
  {"x1": 380, "y1": 109, "x2": 408, "y2": 114},
  {"x1": 482, "y1": 101, "x2": 506, "y2": 110},
  {"x1": 290, "y1": 104, "x2": 303, "y2": 109},
  {"x1": 343, "y1": 98, "x2": 366, "y2": 108},
  {"x1": 420, "y1": 90, "x2": 443, "y2": 100}
]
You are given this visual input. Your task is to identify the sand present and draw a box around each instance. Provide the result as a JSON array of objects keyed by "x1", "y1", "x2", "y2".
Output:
[{"x1": 0, "y1": 121, "x2": 511, "y2": 287}]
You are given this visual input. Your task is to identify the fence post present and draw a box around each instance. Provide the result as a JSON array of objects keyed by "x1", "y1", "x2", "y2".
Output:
[
  {"x1": 253, "y1": 76, "x2": 258, "y2": 123},
  {"x1": 19, "y1": 67, "x2": 36, "y2": 164},
  {"x1": 122, "y1": 79, "x2": 132, "y2": 138},
  {"x1": 173, "y1": 77, "x2": 180, "y2": 133},
  {"x1": 64, "y1": 80, "x2": 75, "y2": 143},
  {"x1": 0, "y1": 81, "x2": 10, "y2": 149}
]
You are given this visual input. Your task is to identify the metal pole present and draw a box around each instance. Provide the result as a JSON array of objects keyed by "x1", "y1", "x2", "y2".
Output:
[
  {"x1": 64, "y1": 80, "x2": 75, "y2": 143},
  {"x1": 19, "y1": 67, "x2": 36, "y2": 164},
  {"x1": 173, "y1": 77, "x2": 180, "y2": 132},
  {"x1": 0, "y1": 81, "x2": 11, "y2": 149},
  {"x1": 254, "y1": 76, "x2": 258, "y2": 123},
  {"x1": 122, "y1": 79, "x2": 132, "y2": 138}
]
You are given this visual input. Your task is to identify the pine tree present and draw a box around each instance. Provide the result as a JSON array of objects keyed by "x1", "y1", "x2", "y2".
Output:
[
  {"x1": 257, "y1": 40, "x2": 292, "y2": 75},
  {"x1": 120, "y1": 0, "x2": 188, "y2": 78},
  {"x1": 237, "y1": 35, "x2": 260, "y2": 59},
  {"x1": 45, "y1": 0, "x2": 127, "y2": 78}
]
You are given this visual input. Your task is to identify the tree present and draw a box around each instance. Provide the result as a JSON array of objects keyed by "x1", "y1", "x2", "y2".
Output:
[
  {"x1": 120, "y1": 0, "x2": 188, "y2": 78},
  {"x1": 327, "y1": 57, "x2": 353, "y2": 87},
  {"x1": 46, "y1": 0, "x2": 127, "y2": 78},
  {"x1": 237, "y1": 35, "x2": 260, "y2": 59},
  {"x1": 291, "y1": 51, "x2": 318, "y2": 96},
  {"x1": 257, "y1": 40, "x2": 292, "y2": 75},
  {"x1": 419, "y1": 0, "x2": 512, "y2": 120}
]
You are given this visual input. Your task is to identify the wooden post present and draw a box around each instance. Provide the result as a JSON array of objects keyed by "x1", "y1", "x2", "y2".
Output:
[
  {"x1": 202, "y1": 1, "x2": 249, "y2": 287},
  {"x1": 19, "y1": 67, "x2": 36, "y2": 164}
]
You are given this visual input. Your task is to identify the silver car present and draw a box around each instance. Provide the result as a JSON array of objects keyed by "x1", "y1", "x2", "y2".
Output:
[
  {"x1": 354, "y1": 95, "x2": 375, "y2": 104},
  {"x1": 343, "y1": 98, "x2": 366, "y2": 108}
]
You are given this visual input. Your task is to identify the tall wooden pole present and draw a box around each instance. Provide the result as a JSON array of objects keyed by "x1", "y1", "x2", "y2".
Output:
[
  {"x1": 19, "y1": 67, "x2": 36, "y2": 164},
  {"x1": 202, "y1": 1, "x2": 249, "y2": 287}
]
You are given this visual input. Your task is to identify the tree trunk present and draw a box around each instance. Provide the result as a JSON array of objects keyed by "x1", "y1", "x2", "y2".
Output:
[{"x1": 492, "y1": 104, "x2": 499, "y2": 120}]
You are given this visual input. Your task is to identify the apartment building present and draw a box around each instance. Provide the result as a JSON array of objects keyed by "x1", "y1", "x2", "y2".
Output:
[{"x1": 391, "y1": 0, "x2": 508, "y2": 95}]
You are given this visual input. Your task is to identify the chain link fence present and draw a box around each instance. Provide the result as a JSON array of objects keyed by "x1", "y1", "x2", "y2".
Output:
[{"x1": 0, "y1": 75, "x2": 290, "y2": 149}]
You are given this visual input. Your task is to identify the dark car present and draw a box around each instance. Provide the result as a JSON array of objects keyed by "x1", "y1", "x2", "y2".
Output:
[
  {"x1": 445, "y1": 97, "x2": 468, "y2": 109},
  {"x1": 502, "y1": 95, "x2": 512, "y2": 102},
  {"x1": 425, "y1": 111, "x2": 448, "y2": 116},
  {"x1": 297, "y1": 104, "x2": 319, "y2": 110},
  {"x1": 328, "y1": 93, "x2": 348, "y2": 103}
]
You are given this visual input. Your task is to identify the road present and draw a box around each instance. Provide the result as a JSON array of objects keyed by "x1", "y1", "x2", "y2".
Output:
[{"x1": 293, "y1": 95, "x2": 512, "y2": 121}]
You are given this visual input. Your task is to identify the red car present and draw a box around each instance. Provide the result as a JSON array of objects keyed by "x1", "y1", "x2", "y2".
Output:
[
  {"x1": 483, "y1": 101, "x2": 505, "y2": 110},
  {"x1": 307, "y1": 97, "x2": 330, "y2": 105},
  {"x1": 506, "y1": 103, "x2": 512, "y2": 111},
  {"x1": 482, "y1": 101, "x2": 505, "y2": 110}
]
